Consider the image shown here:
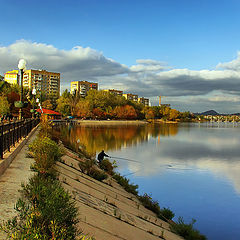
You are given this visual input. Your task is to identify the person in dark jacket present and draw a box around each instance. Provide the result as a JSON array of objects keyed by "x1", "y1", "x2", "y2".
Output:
[{"x1": 97, "y1": 150, "x2": 109, "y2": 163}]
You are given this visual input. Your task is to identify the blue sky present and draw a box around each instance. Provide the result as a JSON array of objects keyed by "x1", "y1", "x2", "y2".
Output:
[{"x1": 1, "y1": 0, "x2": 240, "y2": 113}]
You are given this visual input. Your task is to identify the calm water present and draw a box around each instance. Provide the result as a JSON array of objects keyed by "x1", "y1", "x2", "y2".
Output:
[{"x1": 55, "y1": 122, "x2": 240, "y2": 240}]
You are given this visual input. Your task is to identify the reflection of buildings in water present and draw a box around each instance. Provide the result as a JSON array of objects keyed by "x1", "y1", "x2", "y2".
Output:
[{"x1": 54, "y1": 123, "x2": 179, "y2": 156}]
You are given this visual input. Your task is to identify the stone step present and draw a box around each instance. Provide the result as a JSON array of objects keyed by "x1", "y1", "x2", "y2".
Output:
[
  {"x1": 74, "y1": 194, "x2": 183, "y2": 240},
  {"x1": 63, "y1": 182, "x2": 180, "y2": 239},
  {"x1": 56, "y1": 162, "x2": 157, "y2": 219}
]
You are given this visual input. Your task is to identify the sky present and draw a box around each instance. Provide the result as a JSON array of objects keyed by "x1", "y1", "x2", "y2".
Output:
[{"x1": 1, "y1": 0, "x2": 240, "y2": 113}]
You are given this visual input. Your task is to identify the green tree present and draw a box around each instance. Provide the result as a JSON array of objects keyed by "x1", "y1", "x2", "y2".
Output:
[
  {"x1": 76, "y1": 99, "x2": 92, "y2": 118},
  {"x1": 0, "y1": 95, "x2": 10, "y2": 117}
]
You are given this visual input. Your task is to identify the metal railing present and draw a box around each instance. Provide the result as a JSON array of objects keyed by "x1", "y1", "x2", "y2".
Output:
[{"x1": 0, "y1": 118, "x2": 40, "y2": 159}]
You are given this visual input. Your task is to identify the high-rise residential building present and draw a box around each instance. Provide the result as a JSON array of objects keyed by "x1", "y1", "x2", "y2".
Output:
[
  {"x1": 71, "y1": 81, "x2": 98, "y2": 97},
  {"x1": 4, "y1": 69, "x2": 60, "y2": 97},
  {"x1": 4, "y1": 70, "x2": 19, "y2": 85},
  {"x1": 138, "y1": 97, "x2": 149, "y2": 106},
  {"x1": 104, "y1": 89, "x2": 123, "y2": 97},
  {"x1": 123, "y1": 93, "x2": 138, "y2": 102},
  {"x1": 23, "y1": 69, "x2": 60, "y2": 97}
]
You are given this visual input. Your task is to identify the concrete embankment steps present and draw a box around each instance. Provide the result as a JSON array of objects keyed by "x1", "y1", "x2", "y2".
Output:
[{"x1": 56, "y1": 149, "x2": 183, "y2": 240}]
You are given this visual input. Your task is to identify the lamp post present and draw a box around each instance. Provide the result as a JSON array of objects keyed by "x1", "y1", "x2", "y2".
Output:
[
  {"x1": 18, "y1": 59, "x2": 26, "y2": 120},
  {"x1": 31, "y1": 88, "x2": 37, "y2": 118}
]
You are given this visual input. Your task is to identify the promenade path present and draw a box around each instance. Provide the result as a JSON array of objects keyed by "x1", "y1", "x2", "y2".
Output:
[{"x1": 0, "y1": 128, "x2": 38, "y2": 239}]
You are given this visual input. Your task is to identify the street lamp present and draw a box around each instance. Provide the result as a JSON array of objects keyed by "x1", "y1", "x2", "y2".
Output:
[
  {"x1": 18, "y1": 59, "x2": 27, "y2": 120},
  {"x1": 30, "y1": 88, "x2": 37, "y2": 118}
]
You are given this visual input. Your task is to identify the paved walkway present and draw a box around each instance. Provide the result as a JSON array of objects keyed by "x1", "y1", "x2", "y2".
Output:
[{"x1": 0, "y1": 129, "x2": 38, "y2": 239}]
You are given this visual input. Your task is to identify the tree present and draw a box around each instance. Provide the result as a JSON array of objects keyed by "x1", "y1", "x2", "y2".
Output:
[
  {"x1": 75, "y1": 100, "x2": 92, "y2": 118},
  {"x1": 112, "y1": 105, "x2": 137, "y2": 119},
  {"x1": 56, "y1": 97, "x2": 71, "y2": 116},
  {"x1": 145, "y1": 109, "x2": 155, "y2": 120},
  {"x1": 0, "y1": 95, "x2": 10, "y2": 117},
  {"x1": 92, "y1": 107, "x2": 106, "y2": 119},
  {"x1": 169, "y1": 109, "x2": 180, "y2": 121},
  {"x1": 42, "y1": 99, "x2": 53, "y2": 110},
  {"x1": 160, "y1": 106, "x2": 171, "y2": 120}
]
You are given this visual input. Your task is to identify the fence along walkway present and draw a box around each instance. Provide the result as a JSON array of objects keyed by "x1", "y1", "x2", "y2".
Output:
[{"x1": 0, "y1": 118, "x2": 40, "y2": 159}]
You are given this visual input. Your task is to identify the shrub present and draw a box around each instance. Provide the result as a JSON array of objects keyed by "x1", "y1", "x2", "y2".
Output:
[
  {"x1": 138, "y1": 193, "x2": 161, "y2": 215},
  {"x1": 89, "y1": 168, "x2": 108, "y2": 181},
  {"x1": 170, "y1": 217, "x2": 207, "y2": 240},
  {"x1": 159, "y1": 207, "x2": 175, "y2": 220},
  {"x1": 99, "y1": 159, "x2": 117, "y2": 175},
  {"x1": 78, "y1": 159, "x2": 96, "y2": 174},
  {"x1": 29, "y1": 136, "x2": 63, "y2": 177},
  {"x1": 113, "y1": 173, "x2": 138, "y2": 195},
  {"x1": 0, "y1": 175, "x2": 79, "y2": 239},
  {"x1": 78, "y1": 160, "x2": 108, "y2": 181},
  {"x1": 39, "y1": 117, "x2": 52, "y2": 138}
]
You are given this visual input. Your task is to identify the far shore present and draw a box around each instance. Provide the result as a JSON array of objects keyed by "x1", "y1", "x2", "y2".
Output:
[
  {"x1": 70, "y1": 119, "x2": 179, "y2": 125},
  {"x1": 76, "y1": 119, "x2": 148, "y2": 125}
]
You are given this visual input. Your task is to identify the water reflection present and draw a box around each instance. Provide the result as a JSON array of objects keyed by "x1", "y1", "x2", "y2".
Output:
[
  {"x1": 53, "y1": 123, "x2": 178, "y2": 155},
  {"x1": 53, "y1": 122, "x2": 240, "y2": 193}
]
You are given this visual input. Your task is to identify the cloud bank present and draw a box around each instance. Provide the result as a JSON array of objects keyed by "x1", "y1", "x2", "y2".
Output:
[{"x1": 1, "y1": 40, "x2": 240, "y2": 113}]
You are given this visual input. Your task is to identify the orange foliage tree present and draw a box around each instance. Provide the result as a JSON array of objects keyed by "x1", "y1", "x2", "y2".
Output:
[
  {"x1": 112, "y1": 105, "x2": 137, "y2": 120},
  {"x1": 92, "y1": 107, "x2": 106, "y2": 119}
]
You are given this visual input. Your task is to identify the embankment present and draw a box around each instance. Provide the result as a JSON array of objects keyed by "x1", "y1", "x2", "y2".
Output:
[{"x1": 56, "y1": 148, "x2": 184, "y2": 240}]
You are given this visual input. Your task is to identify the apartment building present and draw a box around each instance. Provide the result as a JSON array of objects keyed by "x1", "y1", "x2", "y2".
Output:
[
  {"x1": 123, "y1": 93, "x2": 138, "y2": 102},
  {"x1": 4, "y1": 70, "x2": 19, "y2": 85},
  {"x1": 23, "y1": 69, "x2": 60, "y2": 97},
  {"x1": 71, "y1": 81, "x2": 98, "y2": 97},
  {"x1": 4, "y1": 69, "x2": 60, "y2": 97},
  {"x1": 138, "y1": 97, "x2": 149, "y2": 106},
  {"x1": 104, "y1": 89, "x2": 123, "y2": 97}
]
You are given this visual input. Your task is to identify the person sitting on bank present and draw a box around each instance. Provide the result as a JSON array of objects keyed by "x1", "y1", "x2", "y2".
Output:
[{"x1": 97, "y1": 150, "x2": 110, "y2": 164}]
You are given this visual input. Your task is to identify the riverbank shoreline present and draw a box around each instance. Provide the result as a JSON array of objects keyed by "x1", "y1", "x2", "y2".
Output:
[
  {"x1": 69, "y1": 119, "x2": 179, "y2": 125},
  {"x1": 76, "y1": 119, "x2": 149, "y2": 125}
]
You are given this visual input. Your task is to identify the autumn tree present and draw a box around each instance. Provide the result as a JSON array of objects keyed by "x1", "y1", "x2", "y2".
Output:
[
  {"x1": 92, "y1": 107, "x2": 106, "y2": 119},
  {"x1": 169, "y1": 109, "x2": 180, "y2": 121},
  {"x1": 42, "y1": 99, "x2": 53, "y2": 110},
  {"x1": 112, "y1": 105, "x2": 137, "y2": 119},
  {"x1": 145, "y1": 109, "x2": 155, "y2": 120}
]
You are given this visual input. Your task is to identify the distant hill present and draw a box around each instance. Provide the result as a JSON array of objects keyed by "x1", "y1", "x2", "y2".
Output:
[
  {"x1": 194, "y1": 110, "x2": 219, "y2": 116},
  {"x1": 194, "y1": 110, "x2": 240, "y2": 116}
]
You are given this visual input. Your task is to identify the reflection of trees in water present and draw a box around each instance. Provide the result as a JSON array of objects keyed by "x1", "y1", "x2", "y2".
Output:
[{"x1": 53, "y1": 123, "x2": 178, "y2": 155}]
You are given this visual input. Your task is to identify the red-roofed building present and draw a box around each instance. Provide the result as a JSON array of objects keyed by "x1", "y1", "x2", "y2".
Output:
[{"x1": 36, "y1": 108, "x2": 62, "y2": 120}]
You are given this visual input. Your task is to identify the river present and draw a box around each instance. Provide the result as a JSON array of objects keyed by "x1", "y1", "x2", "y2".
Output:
[{"x1": 53, "y1": 121, "x2": 240, "y2": 240}]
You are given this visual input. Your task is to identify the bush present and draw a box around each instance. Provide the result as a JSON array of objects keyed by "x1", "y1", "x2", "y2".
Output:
[
  {"x1": 159, "y1": 207, "x2": 175, "y2": 220},
  {"x1": 138, "y1": 193, "x2": 161, "y2": 215},
  {"x1": 99, "y1": 159, "x2": 117, "y2": 175},
  {"x1": 39, "y1": 117, "x2": 52, "y2": 138},
  {"x1": 78, "y1": 160, "x2": 108, "y2": 181},
  {"x1": 29, "y1": 136, "x2": 63, "y2": 177},
  {"x1": 78, "y1": 159, "x2": 96, "y2": 174},
  {"x1": 0, "y1": 175, "x2": 79, "y2": 239},
  {"x1": 170, "y1": 217, "x2": 207, "y2": 240},
  {"x1": 89, "y1": 168, "x2": 108, "y2": 181},
  {"x1": 113, "y1": 173, "x2": 138, "y2": 195}
]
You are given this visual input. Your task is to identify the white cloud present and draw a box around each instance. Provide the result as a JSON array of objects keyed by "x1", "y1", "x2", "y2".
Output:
[{"x1": 217, "y1": 51, "x2": 240, "y2": 71}]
